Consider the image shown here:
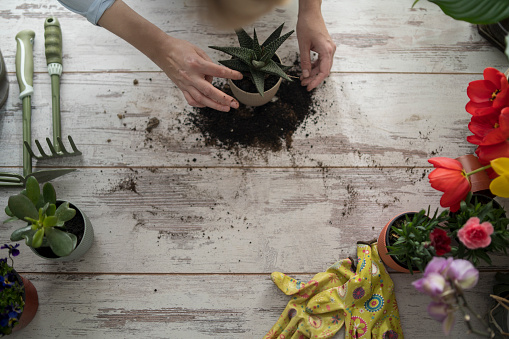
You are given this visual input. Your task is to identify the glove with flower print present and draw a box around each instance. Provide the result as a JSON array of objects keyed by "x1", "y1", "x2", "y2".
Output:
[
  {"x1": 305, "y1": 241, "x2": 404, "y2": 339},
  {"x1": 263, "y1": 255, "x2": 362, "y2": 339}
]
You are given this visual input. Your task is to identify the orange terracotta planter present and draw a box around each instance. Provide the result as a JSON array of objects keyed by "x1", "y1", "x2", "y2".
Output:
[
  {"x1": 377, "y1": 212, "x2": 418, "y2": 274},
  {"x1": 12, "y1": 275, "x2": 39, "y2": 333}
]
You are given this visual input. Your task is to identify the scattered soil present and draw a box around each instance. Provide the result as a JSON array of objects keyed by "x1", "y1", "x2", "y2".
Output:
[
  {"x1": 34, "y1": 202, "x2": 85, "y2": 259},
  {"x1": 146, "y1": 117, "x2": 160, "y2": 133},
  {"x1": 188, "y1": 68, "x2": 317, "y2": 152}
]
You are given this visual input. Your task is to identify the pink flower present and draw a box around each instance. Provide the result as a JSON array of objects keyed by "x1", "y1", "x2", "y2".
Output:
[{"x1": 457, "y1": 217, "x2": 494, "y2": 249}]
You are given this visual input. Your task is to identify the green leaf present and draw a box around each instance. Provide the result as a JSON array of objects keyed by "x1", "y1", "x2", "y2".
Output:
[
  {"x1": 5, "y1": 205, "x2": 13, "y2": 217},
  {"x1": 32, "y1": 228, "x2": 44, "y2": 248},
  {"x1": 260, "y1": 59, "x2": 292, "y2": 81},
  {"x1": 235, "y1": 28, "x2": 253, "y2": 49},
  {"x1": 55, "y1": 202, "x2": 76, "y2": 224},
  {"x1": 43, "y1": 215, "x2": 58, "y2": 228},
  {"x1": 262, "y1": 23, "x2": 285, "y2": 47},
  {"x1": 209, "y1": 46, "x2": 254, "y2": 66},
  {"x1": 428, "y1": 0, "x2": 509, "y2": 24},
  {"x1": 251, "y1": 60, "x2": 266, "y2": 69},
  {"x1": 45, "y1": 227, "x2": 75, "y2": 257},
  {"x1": 251, "y1": 69, "x2": 266, "y2": 96},
  {"x1": 252, "y1": 28, "x2": 262, "y2": 60},
  {"x1": 42, "y1": 182, "x2": 56, "y2": 205},
  {"x1": 218, "y1": 59, "x2": 251, "y2": 72},
  {"x1": 46, "y1": 203, "x2": 56, "y2": 217},
  {"x1": 260, "y1": 30, "x2": 294, "y2": 64},
  {"x1": 10, "y1": 225, "x2": 34, "y2": 242},
  {"x1": 25, "y1": 176, "x2": 40, "y2": 205},
  {"x1": 275, "y1": 62, "x2": 292, "y2": 72},
  {"x1": 8, "y1": 194, "x2": 39, "y2": 221}
]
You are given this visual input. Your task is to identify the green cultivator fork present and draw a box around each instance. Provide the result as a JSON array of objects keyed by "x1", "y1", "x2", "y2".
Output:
[
  {"x1": 0, "y1": 29, "x2": 75, "y2": 187},
  {"x1": 24, "y1": 17, "x2": 82, "y2": 160}
]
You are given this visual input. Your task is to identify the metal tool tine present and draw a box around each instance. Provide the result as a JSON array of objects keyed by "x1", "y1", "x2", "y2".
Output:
[
  {"x1": 46, "y1": 137, "x2": 58, "y2": 156},
  {"x1": 36, "y1": 139, "x2": 51, "y2": 157},
  {"x1": 67, "y1": 136, "x2": 82, "y2": 155},
  {"x1": 0, "y1": 172, "x2": 24, "y2": 187},
  {"x1": 24, "y1": 141, "x2": 39, "y2": 159},
  {"x1": 56, "y1": 136, "x2": 70, "y2": 155}
]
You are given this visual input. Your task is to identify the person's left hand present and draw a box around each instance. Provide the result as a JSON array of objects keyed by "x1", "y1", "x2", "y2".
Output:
[{"x1": 296, "y1": 10, "x2": 336, "y2": 91}]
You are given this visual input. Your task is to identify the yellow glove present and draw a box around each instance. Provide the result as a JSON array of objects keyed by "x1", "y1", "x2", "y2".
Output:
[
  {"x1": 264, "y1": 256, "x2": 360, "y2": 339},
  {"x1": 306, "y1": 242, "x2": 404, "y2": 339}
]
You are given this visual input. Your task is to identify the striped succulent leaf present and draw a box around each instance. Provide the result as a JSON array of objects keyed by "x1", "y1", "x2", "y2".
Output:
[
  {"x1": 209, "y1": 46, "x2": 254, "y2": 66},
  {"x1": 262, "y1": 23, "x2": 284, "y2": 48},
  {"x1": 218, "y1": 59, "x2": 251, "y2": 72},
  {"x1": 260, "y1": 30, "x2": 294, "y2": 64},
  {"x1": 235, "y1": 28, "x2": 254, "y2": 49},
  {"x1": 250, "y1": 69, "x2": 266, "y2": 97},
  {"x1": 260, "y1": 59, "x2": 292, "y2": 81},
  {"x1": 252, "y1": 29, "x2": 263, "y2": 59}
]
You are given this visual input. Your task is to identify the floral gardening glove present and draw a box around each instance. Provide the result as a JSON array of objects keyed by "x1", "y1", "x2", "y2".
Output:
[
  {"x1": 305, "y1": 242, "x2": 404, "y2": 339},
  {"x1": 264, "y1": 257, "x2": 357, "y2": 339}
]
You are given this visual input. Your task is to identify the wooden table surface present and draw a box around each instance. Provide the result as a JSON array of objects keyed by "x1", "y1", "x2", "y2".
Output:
[{"x1": 1, "y1": 1, "x2": 508, "y2": 338}]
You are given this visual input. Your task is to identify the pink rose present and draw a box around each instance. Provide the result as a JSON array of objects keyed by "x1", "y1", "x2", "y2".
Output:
[{"x1": 457, "y1": 217, "x2": 494, "y2": 249}]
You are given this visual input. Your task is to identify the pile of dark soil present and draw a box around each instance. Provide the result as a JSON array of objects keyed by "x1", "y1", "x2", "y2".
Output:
[{"x1": 188, "y1": 69, "x2": 317, "y2": 152}]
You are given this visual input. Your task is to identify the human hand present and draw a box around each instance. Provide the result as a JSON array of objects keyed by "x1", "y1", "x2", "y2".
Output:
[
  {"x1": 157, "y1": 37, "x2": 243, "y2": 111},
  {"x1": 296, "y1": 3, "x2": 336, "y2": 91}
]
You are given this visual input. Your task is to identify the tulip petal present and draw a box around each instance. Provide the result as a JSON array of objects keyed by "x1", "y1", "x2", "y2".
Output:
[
  {"x1": 467, "y1": 80, "x2": 497, "y2": 102},
  {"x1": 428, "y1": 157, "x2": 463, "y2": 170},
  {"x1": 490, "y1": 175, "x2": 509, "y2": 198}
]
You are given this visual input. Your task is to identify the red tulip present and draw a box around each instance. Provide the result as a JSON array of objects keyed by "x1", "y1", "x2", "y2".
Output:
[
  {"x1": 466, "y1": 111, "x2": 501, "y2": 145},
  {"x1": 466, "y1": 68, "x2": 509, "y2": 116},
  {"x1": 428, "y1": 157, "x2": 471, "y2": 212}
]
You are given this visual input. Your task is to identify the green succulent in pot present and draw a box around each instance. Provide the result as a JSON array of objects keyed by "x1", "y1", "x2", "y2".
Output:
[
  {"x1": 209, "y1": 23, "x2": 294, "y2": 96},
  {"x1": 3, "y1": 176, "x2": 77, "y2": 257}
]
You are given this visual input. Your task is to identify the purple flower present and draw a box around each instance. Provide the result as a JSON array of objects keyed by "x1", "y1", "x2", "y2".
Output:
[
  {"x1": 1, "y1": 244, "x2": 20, "y2": 257},
  {"x1": 446, "y1": 259, "x2": 479, "y2": 290},
  {"x1": 412, "y1": 272, "x2": 447, "y2": 297},
  {"x1": 427, "y1": 302, "x2": 456, "y2": 335}
]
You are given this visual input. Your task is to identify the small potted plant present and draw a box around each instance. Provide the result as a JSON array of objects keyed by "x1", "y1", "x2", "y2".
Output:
[
  {"x1": 378, "y1": 208, "x2": 450, "y2": 274},
  {"x1": 3, "y1": 176, "x2": 94, "y2": 261},
  {"x1": 446, "y1": 192, "x2": 509, "y2": 266},
  {"x1": 0, "y1": 244, "x2": 38, "y2": 335},
  {"x1": 209, "y1": 23, "x2": 294, "y2": 106}
]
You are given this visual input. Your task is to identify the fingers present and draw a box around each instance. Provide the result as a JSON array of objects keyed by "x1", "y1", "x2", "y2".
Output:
[
  {"x1": 301, "y1": 55, "x2": 332, "y2": 91},
  {"x1": 299, "y1": 43, "x2": 312, "y2": 79},
  {"x1": 185, "y1": 86, "x2": 236, "y2": 112},
  {"x1": 326, "y1": 257, "x2": 356, "y2": 282}
]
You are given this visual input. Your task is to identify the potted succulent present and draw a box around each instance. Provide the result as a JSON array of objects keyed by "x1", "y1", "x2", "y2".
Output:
[
  {"x1": 3, "y1": 176, "x2": 94, "y2": 261},
  {"x1": 378, "y1": 208, "x2": 450, "y2": 274},
  {"x1": 210, "y1": 23, "x2": 294, "y2": 106},
  {"x1": 0, "y1": 244, "x2": 38, "y2": 335}
]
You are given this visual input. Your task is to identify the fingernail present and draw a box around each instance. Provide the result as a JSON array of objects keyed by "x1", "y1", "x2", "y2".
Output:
[
  {"x1": 230, "y1": 100, "x2": 239, "y2": 109},
  {"x1": 303, "y1": 69, "x2": 310, "y2": 78}
]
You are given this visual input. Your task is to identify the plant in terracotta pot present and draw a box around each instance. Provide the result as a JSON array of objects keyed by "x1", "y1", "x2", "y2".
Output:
[
  {"x1": 209, "y1": 23, "x2": 294, "y2": 106},
  {"x1": 3, "y1": 176, "x2": 94, "y2": 261},
  {"x1": 378, "y1": 208, "x2": 450, "y2": 274},
  {"x1": 0, "y1": 244, "x2": 38, "y2": 335}
]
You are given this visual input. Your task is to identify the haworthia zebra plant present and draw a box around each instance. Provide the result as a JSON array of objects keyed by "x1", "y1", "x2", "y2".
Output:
[{"x1": 210, "y1": 23, "x2": 294, "y2": 96}]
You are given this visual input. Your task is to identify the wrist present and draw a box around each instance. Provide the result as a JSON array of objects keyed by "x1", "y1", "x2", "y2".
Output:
[{"x1": 298, "y1": 0, "x2": 322, "y2": 18}]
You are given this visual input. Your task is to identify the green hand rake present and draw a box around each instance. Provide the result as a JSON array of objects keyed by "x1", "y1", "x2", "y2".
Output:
[
  {"x1": 24, "y1": 17, "x2": 82, "y2": 160},
  {"x1": 0, "y1": 29, "x2": 75, "y2": 187}
]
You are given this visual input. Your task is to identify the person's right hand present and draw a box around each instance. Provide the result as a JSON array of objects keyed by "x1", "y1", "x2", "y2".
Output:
[{"x1": 157, "y1": 37, "x2": 243, "y2": 111}]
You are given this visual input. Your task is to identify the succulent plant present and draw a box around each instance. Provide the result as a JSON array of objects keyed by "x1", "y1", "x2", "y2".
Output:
[
  {"x1": 3, "y1": 176, "x2": 77, "y2": 257},
  {"x1": 209, "y1": 23, "x2": 294, "y2": 96}
]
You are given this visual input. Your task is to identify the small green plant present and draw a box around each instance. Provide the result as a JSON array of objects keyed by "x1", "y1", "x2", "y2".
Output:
[
  {"x1": 447, "y1": 193, "x2": 509, "y2": 266},
  {"x1": 209, "y1": 23, "x2": 294, "y2": 96},
  {"x1": 0, "y1": 244, "x2": 24, "y2": 336},
  {"x1": 387, "y1": 208, "x2": 450, "y2": 274},
  {"x1": 3, "y1": 176, "x2": 77, "y2": 257}
]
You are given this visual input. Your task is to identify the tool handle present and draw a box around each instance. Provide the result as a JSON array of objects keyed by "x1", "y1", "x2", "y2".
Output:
[
  {"x1": 15, "y1": 30, "x2": 35, "y2": 99},
  {"x1": 44, "y1": 17, "x2": 63, "y2": 66}
]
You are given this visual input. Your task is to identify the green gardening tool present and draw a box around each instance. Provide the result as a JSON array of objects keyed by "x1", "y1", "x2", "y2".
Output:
[
  {"x1": 0, "y1": 29, "x2": 75, "y2": 187},
  {"x1": 24, "y1": 17, "x2": 82, "y2": 160}
]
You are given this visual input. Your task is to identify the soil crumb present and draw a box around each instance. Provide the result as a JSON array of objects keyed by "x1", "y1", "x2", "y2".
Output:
[
  {"x1": 188, "y1": 69, "x2": 317, "y2": 152},
  {"x1": 146, "y1": 117, "x2": 160, "y2": 133}
]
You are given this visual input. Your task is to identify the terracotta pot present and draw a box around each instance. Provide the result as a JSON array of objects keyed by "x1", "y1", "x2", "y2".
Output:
[
  {"x1": 456, "y1": 154, "x2": 492, "y2": 195},
  {"x1": 377, "y1": 212, "x2": 418, "y2": 274},
  {"x1": 31, "y1": 201, "x2": 94, "y2": 261},
  {"x1": 228, "y1": 53, "x2": 283, "y2": 107},
  {"x1": 12, "y1": 274, "x2": 38, "y2": 333}
]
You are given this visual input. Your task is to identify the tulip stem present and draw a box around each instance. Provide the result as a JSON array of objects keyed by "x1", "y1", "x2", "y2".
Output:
[{"x1": 465, "y1": 165, "x2": 492, "y2": 177}]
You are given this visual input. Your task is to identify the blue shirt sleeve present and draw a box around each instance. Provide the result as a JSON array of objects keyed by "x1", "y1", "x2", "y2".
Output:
[{"x1": 58, "y1": 0, "x2": 116, "y2": 25}]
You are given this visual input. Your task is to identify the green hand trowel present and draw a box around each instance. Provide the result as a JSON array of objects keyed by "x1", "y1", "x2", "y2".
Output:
[{"x1": 0, "y1": 29, "x2": 75, "y2": 187}]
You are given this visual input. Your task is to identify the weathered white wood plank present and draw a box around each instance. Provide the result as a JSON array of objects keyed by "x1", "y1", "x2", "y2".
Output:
[
  {"x1": 0, "y1": 72, "x2": 488, "y2": 167},
  {"x1": 0, "y1": 0, "x2": 506, "y2": 75},
  {"x1": 9, "y1": 273, "x2": 499, "y2": 339},
  {"x1": 1, "y1": 167, "x2": 507, "y2": 273}
]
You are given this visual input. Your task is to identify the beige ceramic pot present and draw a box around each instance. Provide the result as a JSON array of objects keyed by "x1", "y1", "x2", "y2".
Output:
[{"x1": 228, "y1": 77, "x2": 282, "y2": 107}]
